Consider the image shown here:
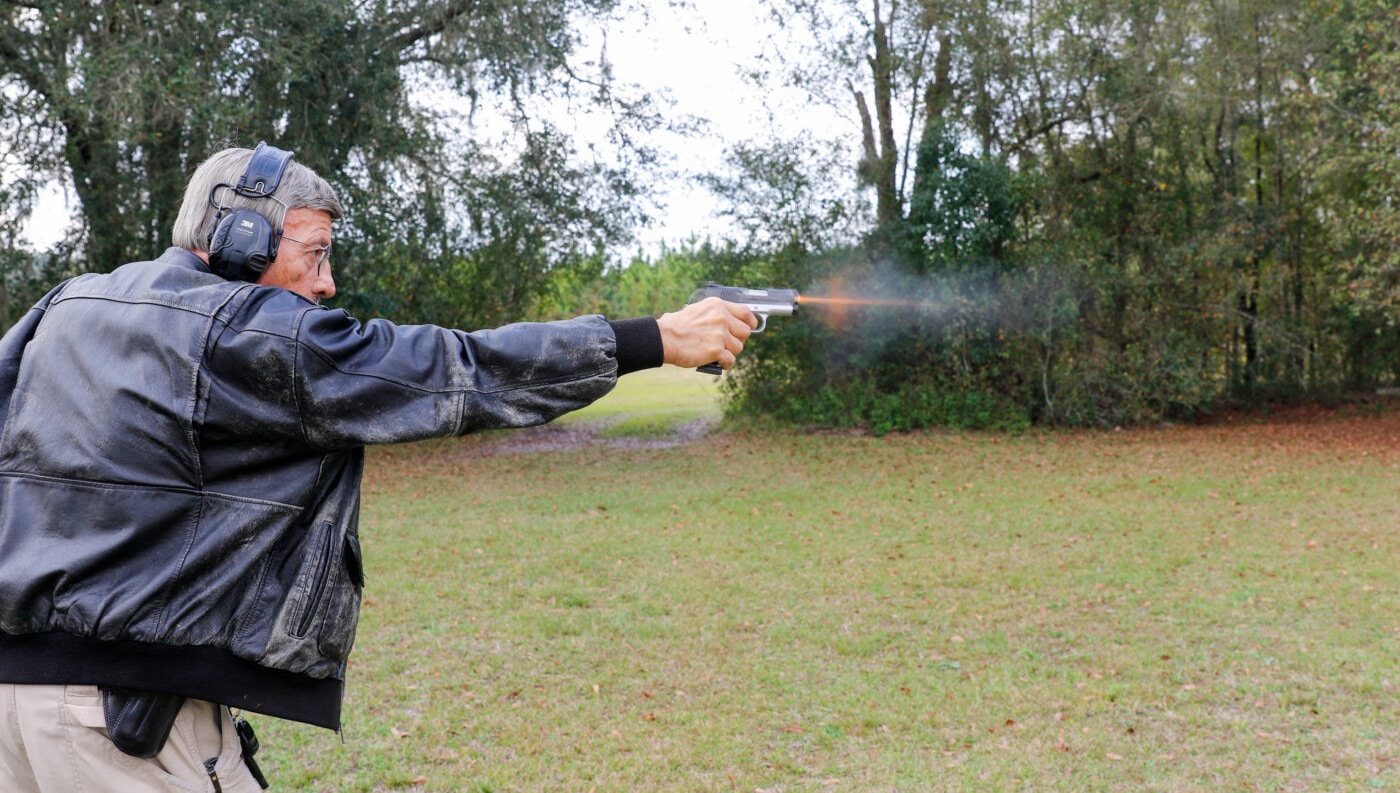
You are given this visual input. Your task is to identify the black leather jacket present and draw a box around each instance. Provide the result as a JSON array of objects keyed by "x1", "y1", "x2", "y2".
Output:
[{"x1": 0, "y1": 247, "x2": 659, "y2": 729}]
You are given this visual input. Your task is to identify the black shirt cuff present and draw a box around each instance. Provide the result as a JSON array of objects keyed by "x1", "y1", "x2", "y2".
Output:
[{"x1": 608, "y1": 317, "x2": 664, "y2": 375}]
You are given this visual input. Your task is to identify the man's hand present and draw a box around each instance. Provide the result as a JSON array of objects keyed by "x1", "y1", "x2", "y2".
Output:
[{"x1": 656, "y1": 297, "x2": 759, "y2": 370}]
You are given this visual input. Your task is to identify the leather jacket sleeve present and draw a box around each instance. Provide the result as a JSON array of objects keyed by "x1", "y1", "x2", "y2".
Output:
[{"x1": 210, "y1": 288, "x2": 624, "y2": 451}]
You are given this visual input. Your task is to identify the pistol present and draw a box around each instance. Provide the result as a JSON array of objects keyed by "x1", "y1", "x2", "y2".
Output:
[{"x1": 687, "y1": 283, "x2": 799, "y2": 375}]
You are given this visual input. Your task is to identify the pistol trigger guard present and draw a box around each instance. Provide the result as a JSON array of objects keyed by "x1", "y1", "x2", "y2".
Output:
[{"x1": 752, "y1": 314, "x2": 768, "y2": 333}]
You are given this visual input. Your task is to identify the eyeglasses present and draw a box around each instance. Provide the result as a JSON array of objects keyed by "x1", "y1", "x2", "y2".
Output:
[{"x1": 281, "y1": 235, "x2": 332, "y2": 274}]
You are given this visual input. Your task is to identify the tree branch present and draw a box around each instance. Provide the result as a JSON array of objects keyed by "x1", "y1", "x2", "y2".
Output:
[
  {"x1": 387, "y1": 0, "x2": 483, "y2": 53},
  {"x1": 849, "y1": 78, "x2": 879, "y2": 185},
  {"x1": 1004, "y1": 114, "x2": 1077, "y2": 154}
]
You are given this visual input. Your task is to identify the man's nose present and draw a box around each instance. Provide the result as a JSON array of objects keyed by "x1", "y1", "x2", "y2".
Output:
[{"x1": 316, "y1": 270, "x2": 336, "y2": 300}]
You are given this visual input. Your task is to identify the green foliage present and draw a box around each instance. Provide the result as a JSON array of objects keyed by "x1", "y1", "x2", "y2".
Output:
[
  {"x1": 702, "y1": 137, "x2": 867, "y2": 254},
  {"x1": 1317, "y1": 0, "x2": 1400, "y2": 314},
  {"x1": 336, "y1": 130, "x2": 641, "y2": 328},
  {"x1": 761, "y1": 377, "x2": 1031, "y2": 435},
  {"x1": 901, "y1": 121, "x2": 1020, "y2": 271},
  {"x1": 715, "y1": 0, "x2": 1400, "y2": 429},
  {"x1": 535, "y1": 245, "x2": 707, "y2": 322},
  {"x1": 0, "y1": 0, "x2": 644, "y2": 331},
  {"x1": 716, "y1": 126, "x2": 1038, "y2": 432}
]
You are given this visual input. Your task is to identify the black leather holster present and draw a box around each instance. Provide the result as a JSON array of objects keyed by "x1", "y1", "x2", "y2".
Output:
[{"x1": 100, "y1": 687, "x2": 186, "y2": 758}]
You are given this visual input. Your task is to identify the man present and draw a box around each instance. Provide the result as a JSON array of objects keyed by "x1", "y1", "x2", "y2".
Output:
[{"x1": 0, "y1": 143, "x2": 755, "y2": 791}]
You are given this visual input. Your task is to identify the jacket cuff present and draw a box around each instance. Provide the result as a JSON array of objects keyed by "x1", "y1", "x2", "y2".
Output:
[{"x1": 608, "y1": 317, "x2": 664, "y2": 375}]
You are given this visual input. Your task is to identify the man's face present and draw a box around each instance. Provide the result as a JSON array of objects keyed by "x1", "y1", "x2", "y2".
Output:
[{"x1": 259, "y1": 208, "x2": 336, "y2": 303}]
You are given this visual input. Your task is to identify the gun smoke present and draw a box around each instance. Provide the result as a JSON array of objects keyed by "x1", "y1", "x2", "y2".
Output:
[
  {"x1": 802, "y1": 263, "x2": 1042, "y2": 325},
  {"x1": 787, "y1": 261, "x2": 1080, "y2": 370}
]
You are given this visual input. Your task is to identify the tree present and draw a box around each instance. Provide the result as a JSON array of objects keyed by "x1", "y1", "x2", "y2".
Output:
[
  {"x1": 0, "y1": 0, "x2": 654, "y2": 328},
  {"x1": 727, "y1": 0, "x2": 1395, "y2": 428},
  {"x1": 727, "y1": 0, "x2": 1036, "y2": 430},
  {"x1": 1322, "y1": 1, "x2": 1400, "y2": 309}
]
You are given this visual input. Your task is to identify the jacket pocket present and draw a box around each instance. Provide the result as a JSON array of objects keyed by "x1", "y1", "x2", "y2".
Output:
[
  {"x1": 287, "y1": 521, "x2": 365, "y2": 662},
  {"x1": 317, "y1": 531, "x2": 364, "y2": 660},
  {"x1": 290, "y1": 522, "x2": 338, "y2": 640}
]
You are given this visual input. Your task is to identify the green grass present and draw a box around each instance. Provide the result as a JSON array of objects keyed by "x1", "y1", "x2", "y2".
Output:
[
  {"x1": 556, "y1": 367, "x2": 722, "y2": 438},
  {"x1": 257, "y1": 394, "x2": 1400, "y2": 792}
]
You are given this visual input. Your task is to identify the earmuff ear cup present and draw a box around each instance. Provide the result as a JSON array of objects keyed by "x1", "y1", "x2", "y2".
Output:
[
  {"x1": 207, "y1": 209, "x2": 282, "y2": 282},
  {"x1": 204, "y1": 142, "x2": 294, "y2": 282}
]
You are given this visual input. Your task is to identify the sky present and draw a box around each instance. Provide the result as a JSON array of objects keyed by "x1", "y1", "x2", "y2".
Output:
[
  {"x1": 20, "y1": 1, "x2": 849, "y2": 254},
  {"x1": 22, "y1": 187, "x2": 66, "y2": 250},
  {"x1": 599, "y1": 1, "x2": 765, "y2": 249},
  {"x1": 591, "y1": 0, "x2": 840, "y2": 251}
]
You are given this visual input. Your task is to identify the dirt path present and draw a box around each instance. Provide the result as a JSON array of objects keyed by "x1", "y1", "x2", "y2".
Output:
[{"x1": 474, "y1": 414, "x2": 722, "y2": 455}]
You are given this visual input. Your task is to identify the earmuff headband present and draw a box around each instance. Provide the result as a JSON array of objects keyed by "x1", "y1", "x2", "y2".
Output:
[{"x1": 237, "y1": 142, "x2": 294, "y2": 198}]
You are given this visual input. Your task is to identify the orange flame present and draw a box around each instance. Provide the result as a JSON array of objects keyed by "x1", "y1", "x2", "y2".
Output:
[
  {"x1": 797, "y1": 295, "x2": 924, "y2": 308},
  {"x1": 798, "y1": 287, "x2": 925, "y2": 331}
]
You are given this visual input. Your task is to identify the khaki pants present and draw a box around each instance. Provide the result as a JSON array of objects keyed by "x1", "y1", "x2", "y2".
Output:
[{"x1": 0, "y1": 684, "x2": 264, "y2": 792}]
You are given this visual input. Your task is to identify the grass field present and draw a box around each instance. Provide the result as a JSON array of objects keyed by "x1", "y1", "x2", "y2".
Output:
[
  {"x1": 555, "y1": 366, "x2": 723, "y2": 437},
  {"x1": 259, "y1": 371, "x2": 1400, "y2": 791}
]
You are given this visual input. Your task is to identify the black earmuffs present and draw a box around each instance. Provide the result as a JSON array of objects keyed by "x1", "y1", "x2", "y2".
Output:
[{"x1": 206, "y1": 141, "x2": 294, "y2": 282}]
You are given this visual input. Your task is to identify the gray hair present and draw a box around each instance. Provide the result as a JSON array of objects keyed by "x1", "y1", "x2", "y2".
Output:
[{"x1": 171, "y1": 146, "x2": 345, "y2": 251}]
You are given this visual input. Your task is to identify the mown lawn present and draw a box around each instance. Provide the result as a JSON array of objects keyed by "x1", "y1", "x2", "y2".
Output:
[{"x1": 258, "y1": 375, "x2": 1400, "y2": 792}]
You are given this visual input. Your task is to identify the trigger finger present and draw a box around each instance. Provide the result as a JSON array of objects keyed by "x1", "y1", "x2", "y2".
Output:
[
  {"x1": 724, "y1": 302, "x2": 757, "y2": 331},
  {"x1": 732, "y1": 311, "x2": 757, "y2": 337}
]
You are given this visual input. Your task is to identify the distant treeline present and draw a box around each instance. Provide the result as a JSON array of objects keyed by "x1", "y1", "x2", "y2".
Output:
[
  {"x1": 550, "y1": 0, "x2": 1400, "y2": 431},
  {"x1": 3, "y1": 1, "x2": 1398, "y2": 430}
]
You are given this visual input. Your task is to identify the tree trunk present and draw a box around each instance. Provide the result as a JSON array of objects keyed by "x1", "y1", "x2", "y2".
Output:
[{"x1": 867, "y1": 0, "x2": 900, "y2": 230}]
